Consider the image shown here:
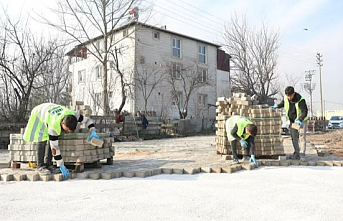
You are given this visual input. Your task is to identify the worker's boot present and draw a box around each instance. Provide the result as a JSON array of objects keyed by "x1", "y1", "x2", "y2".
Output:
[
  {"x1": 241, "y1": 156, "x2": 249, "y2": 163},
  {"x1": 232, "y1": 158, "x2": 239, "y2": 164},
  {"x1": 288, "y1": 153, "x2": 300, "y2": 160},
  {"x1": 36, "y1": 166, "x2": 51, "y2": 175},
  {"x1": 300, "y1": 154, "x2": 306, "y2": 162},
  {"x1": 47, "y1": 165, "x2": 61, "y2": 174}
]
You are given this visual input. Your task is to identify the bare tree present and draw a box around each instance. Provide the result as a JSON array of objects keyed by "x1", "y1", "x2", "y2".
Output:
[
  {"x1": 165, "y1": 58, "x2": 214, "y2": 119},
  {"x1": 41, "y1": 0, "x2": 146, "y2": 115},
  {"x1": 135, "y1": 63, "x2": 165, "y2": 112},
  {"x1": 223, "y1": 14, "x2": 279, "y2": 104},
  {"x1": 0, "y1": 13, "x2": 60, "y2": 121}
]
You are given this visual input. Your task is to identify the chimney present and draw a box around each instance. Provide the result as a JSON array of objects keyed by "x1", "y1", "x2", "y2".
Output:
[{"x1": 160, "y1": 25, "x2": 166, "y2": 30}]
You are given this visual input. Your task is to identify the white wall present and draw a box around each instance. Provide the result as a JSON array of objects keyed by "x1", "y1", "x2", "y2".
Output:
[{"x1": 217, "y1": 69, "x2": 231, "y2": 98}]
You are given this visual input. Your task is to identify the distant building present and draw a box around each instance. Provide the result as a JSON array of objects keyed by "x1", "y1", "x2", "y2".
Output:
[{"x1": 217, "y1": 49, "x2": 231, "y2": 98}]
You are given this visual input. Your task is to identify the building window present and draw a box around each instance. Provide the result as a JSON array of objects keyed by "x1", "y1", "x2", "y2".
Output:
[
  {"x1": 109, "y1": 91, "x2": 113, "y2": 98},
  {"x1": 198, "y1": 94, "x2": 207, "y2": 108},
  {"x1": 172, "y1": 91, "x2": 183, "y2": 109},
  {"x1": 95, "y1": 93, "x2": 101, "y2": 105},
  {"x1": 123, "y1": 29, "x2": 128, "y2": 37},
  {"x1": 153, "y1": 32, "x2": 160, "y2": 39},
  {"x1": 198, "y1": 45, "x2": 206, "y2": 63},
  {"x1": 95, "y1": 66, "x2": 102, "y2": 79},
  {"x1": 78, "y1": 70, "x2": 85, "y2": 83},
  {"x1": 172, "y1": 64, "x2": 181, "y2": 79},
  {"x1": 140, "y1": 56, "x2": 145, "y2": 64},
  {"x1": 198, "y1": 69, "x2": 207, "y2": 82},
  {"x1": 173, "y1": 38, "x2": 181, "y2": 58},
  {"x1": 95, "y1": 40, "x2": 101, "y2": 51}
]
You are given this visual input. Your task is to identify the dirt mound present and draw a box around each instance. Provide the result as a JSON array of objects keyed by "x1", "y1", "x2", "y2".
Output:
[{"x1": 307, "y1": 130, "x2": 343, "y2": 156}]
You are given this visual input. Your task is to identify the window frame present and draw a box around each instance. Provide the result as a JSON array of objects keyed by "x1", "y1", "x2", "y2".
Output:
[
  {"x1": 172, "y1": 38, "x2": 181, "y2": 58},
  {"x1": 95, "y1": 66, "x2": 102, "y2": 79},
  {"x1": 198, "y1": 68, "x2": 207, "y2": 82},
  {"x1": 198, "y1": 94, "x2": 207, "y2": 108},
  {"x1": 78, "y1": 69, "x2": 85, "y2": 83},
  {"x1": 172, "y1": 64, "x2": 181, "y2": 79},
  {"x1": 198, "y1": 44, "x2": 206, "y2": 64}
]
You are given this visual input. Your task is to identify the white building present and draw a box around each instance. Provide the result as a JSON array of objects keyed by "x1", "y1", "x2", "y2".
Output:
[{"x1": 66, "y1": 22, "x2": 225, "y2": 119}]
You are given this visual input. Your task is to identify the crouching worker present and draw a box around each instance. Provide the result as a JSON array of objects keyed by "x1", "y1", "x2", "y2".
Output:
[
  {"x1": 23, "y1": 103, "x2": 99, "y2": 178},
  {"x1": 225, "y1": 115, "x2": 258, "y2": 165}
]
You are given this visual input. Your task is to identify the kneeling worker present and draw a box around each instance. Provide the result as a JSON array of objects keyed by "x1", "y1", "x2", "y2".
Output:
[
  {"x1": 23, "y1": 103, "x2": 100, "y2": 178},
  {"x1": 225, "y1": 115, "x2": 258, "y2": 165}
]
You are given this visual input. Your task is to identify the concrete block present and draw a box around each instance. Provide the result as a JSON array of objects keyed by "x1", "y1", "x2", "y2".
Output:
[
  {"x1": 323, "y1": 161, "x2": 334, "y2": 166},
  {"x1": 308, "y1": 161, "x2": 316, "y2": 166},
  {"x1": 211, "y1": 167, "x2": 222, "y2": 173},
  {"x1": 200, "y1": 167, "x2": 212, "y2": 173},
  {"x1": 13, "y1": 174, "x2": 26, "y2": 181},
  {"x1": 333, "y1": 161, "x2": 342, "y2": 167},
  {"x1": 1, "y1": 174, "x2": 14, "y2": 182},
  {"x1": 222, "y1": 155, "x2": 232, "y2": 160},
  {"x1": 280, "y1": 161, "x2": 290, "y2": 167},
  {"x1": 152, "y1": 169, "x2": 162, "y2": 175},
  {"x1": 112, "y1": 171, "x2": 123, "y2": 178},
  {"x1": 40, "y1": 175, "x2": 52, "y2": 182},
  {"x1": 290, "y1": 161, "x2": 300, "y2": 166},
  {"x1": 88, "y1": 137, "x2": 104, "y2": 147},
  {"x1": 316, "y1": 161, "x2": 325, "y2": 166},
  {"x1": 27, "y1": 173, "x2": 40, "y2": 181},
  {"x1": 241, "y1": 164, "x2": 253, "y2": 170},
  {"x1": 123, "y1": 171, "x2": 134, "y2": 178},
  {"x1": 162, "y1": 168, "x2": 173, "y2": 174},
  {"x1": 89, "y1": 172, "x2": 101, "y2": 180},
  {"x1": 183, "y1": 168, "x2": 200, "y2": 174},
  {"x1": 70, "y1": 172, "x2": 77, "y2": 179},
  {"x1": 291, "y1": 123, "x2": 300, "y2": 130},
  {"x1": 76, "y1": 173, "x2": 89, "y2": 179},
  {"x1": 221, "y1": 167, "x2": 234, "y2": 174},
  {"x1": 101, "y1": 172, "x2": 112, "y2": 180},
  {"x1": 299, "y1": 161, "x2": 308, "y2": 166},
  {"x1": 172, "y1": 168, "x2": 183, "y2": 174},
  {"x1": 278, "y1": 156, "x2": 287, "y2": 161},
  {"x1": 135, "y1": 171, "x2": 152, "y2": 178},
  {"x1": 271, "y1": 161, "x2": 280, "y2": 166},
  {"x1": 53, "y1": 174, "x2": 63, "y2": 182},
  {"x1": 233, "y1": 165, "x2": 242, "y2": 171}
]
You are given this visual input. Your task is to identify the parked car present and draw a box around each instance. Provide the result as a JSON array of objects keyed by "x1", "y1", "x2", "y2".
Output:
[
  {"x1": 281, "y1": 115, "x2": 290, "y2": 135},
  {"x1": 328, "y1": 116, "x2": 343, "y2": 129}
]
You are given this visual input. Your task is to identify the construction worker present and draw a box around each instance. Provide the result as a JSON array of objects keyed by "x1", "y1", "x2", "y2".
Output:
[
  {"x1": 225, "y1": 115, "x2": 258, "y2": 165},
  {"x1": 23, "y1": 103, "x2": 99, "y2": 178},
  {"x1": 271, "y1": 86, "x2": 308, "y2": 161}
]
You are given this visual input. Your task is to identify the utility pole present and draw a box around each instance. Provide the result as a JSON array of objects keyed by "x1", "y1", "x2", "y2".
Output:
[
  {"x1": 303, "y1": 70, "x2": 316, "y2": 117},
  {"x1": 316, "y1": 53, "x2": 323, "y2": 118}
]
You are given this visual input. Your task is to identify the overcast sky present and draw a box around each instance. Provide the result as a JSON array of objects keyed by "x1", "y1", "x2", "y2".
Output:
[{"x1": 2, "y1": 0, "x2": 343, "y2": 113}]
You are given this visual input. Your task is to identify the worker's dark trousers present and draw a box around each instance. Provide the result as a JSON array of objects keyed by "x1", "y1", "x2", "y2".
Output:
[
  {"x1": 230, "y1": 136, "x2": 255, "y2": 159},
  {"x1": 290, "y1": 121, "x2": 307, "y2": 156},
  {"x1": 36, "y1": 141, "x2": 52, "y2": 168}
]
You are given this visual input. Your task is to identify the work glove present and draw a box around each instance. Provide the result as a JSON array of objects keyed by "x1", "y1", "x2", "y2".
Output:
[
  {"x1": 295, "y1": 120, "x2": 303, "y2": 126},
  {"x1": 269, "y1": 106, "x2": 278, "y2": 109},
  {"x1": 59, "y1": 165, "x2": 69, "y2": 179},
  {"x1": 88, "y1": 130, "x2": 100, "y2": 141},
  {"x1": 240, "y1": 140, "x2": 248, "y2": 149},
  {"x1": 249, "y1": 155, "x2": 258, "y2": 165}
]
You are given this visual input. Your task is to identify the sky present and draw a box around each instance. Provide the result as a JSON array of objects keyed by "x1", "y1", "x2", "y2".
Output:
[{"x1": 1, "y1": 0, "x2": 343, "y2": 113}]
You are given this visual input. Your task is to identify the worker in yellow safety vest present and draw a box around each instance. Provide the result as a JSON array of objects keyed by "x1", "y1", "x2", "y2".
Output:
[
  {"x1": 23, "y1": 103, "x2": 99, "y2": 178},
  {"x1": 270, "y1": 86, "x2": 308, "y2": 161},
  {"x1": 225, "y1": 115, "x2": 258, "y2": 165}
]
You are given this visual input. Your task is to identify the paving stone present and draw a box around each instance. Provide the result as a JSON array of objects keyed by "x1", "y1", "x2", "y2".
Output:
[
  {"x1": 13, "y1": 174, "x2": 26, "y2": 181},
  {"x1": 241, "y1": 164, "x2": 253, "y2": 170},
  {"x1": 162, "y1": 168, "x2": 173, "y2": 174},
  {"x1": 211, "y1": 167, "x2": 222, "y2": 173},
  {"x1": 77, "y1": 172, "x2": 89, "y2": 179},
  {"x1": 333, "y1": 161, "x2": 342, "y2": 167},
  {"x1": 53, "y1": 174, "x2": 63, "y2": 182},
  {"x1": 40, "y1": 174, "x2": 52, "y2": 182},
  {"x1": 233, "y1": 165, "x2": 242, "y2": 171},
  {"x1": 89, "y1": 172, "x2": 101, "y2": 180},
  {"x1": 270, "y1": 161, "x2": 280, "y2": 166},
  {"x1": 152, "y1": 168, "x2": 162, "y2": 175},
  {"x1": 262, "y1": 161, "x2": 271, "y2": 166},
  {"x1": 101, "y1": 172, "x2": 112, "y2": 180},
  {"x1": 308, "y1": 161, "x2": 316, "y2": 166},
  {"x1": 183, "y1": 168, "x2": 200, "y2": 174},
  {"x1": 112, "y1": 171, "x2": 123, "y2": 178},
  {"x1": 27, "y1": 173, "x2": 39, "y2": 182},
  {"x1": 299, "y1": 161, "x2": 308, "y2": 166},
  {"x1": 123, "y1": 171, "x2": 134, "y2": 178},
  {"x1": 172, "y1": 168, "x2": 183, "y2": 174},
  {"x1": 279, "y1": 161, "x2": 290, "y2": 167},
  {"x1": 316, "y1": 161, "x2": 325, "y2": 166},
  {"x1": 200, "y1": 167, "x2": 212, "y2": 173},
  {"x1": 1, "y1": 174, "x2": 13, "y2": 181},
  {"x1": 135, "y1": 170, "x2": 152, "y2": 178},
  {"x1": 221, "y1": 167, "x2": 234, "y2": 174},
  {"x1": 70, "y1": 172, "x2": 77, "y2": 179},
  {"x1": 222, "y1": 155, "x2": 232, "y2": 160},
  {"x1": 278, "y1": 156, "x2": 287, "y2": 160},
  {"x1": 323, "y1": 161, "x2": 334, "y2": 166},
  {"x1": 290, "y1": 161, "x2": 300, "y2": 166}
]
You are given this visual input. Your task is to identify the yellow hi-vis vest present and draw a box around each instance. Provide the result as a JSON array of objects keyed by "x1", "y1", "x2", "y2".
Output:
[
  {"x1": 225, "y1": 116, "x2": 253, "y2": 141},
  {"x1": 23, "y1": 103, "x2": 75, "y2": 142},
  {"x1": 284, "y1": 95, "x2": 308, "y2": 121}
]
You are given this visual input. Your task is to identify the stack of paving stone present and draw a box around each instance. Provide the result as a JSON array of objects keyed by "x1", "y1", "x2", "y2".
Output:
[
  {"x1": 215, "y1": 93, "x2": 284, "y2": 157},
  {"x1": 69, "y1": 101, "x2": 92, "y2": 117},
  {"x1": 8, "y1": 132, "x2": 115, "y2": 166},
  {"x1": 307, "y1": 116, "x2": 327, "y2": 132}
]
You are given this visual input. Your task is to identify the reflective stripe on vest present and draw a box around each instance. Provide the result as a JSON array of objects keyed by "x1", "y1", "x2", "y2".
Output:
[
  {"x1": 23, "y1": 103, "x2": 75, "y2": 142},
  {"x1": 227, "y1": 115, "x2": 253, "y2": 140},
  {"x1": 284, "y1": 95, "x2": 308, "y2": 121}
]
